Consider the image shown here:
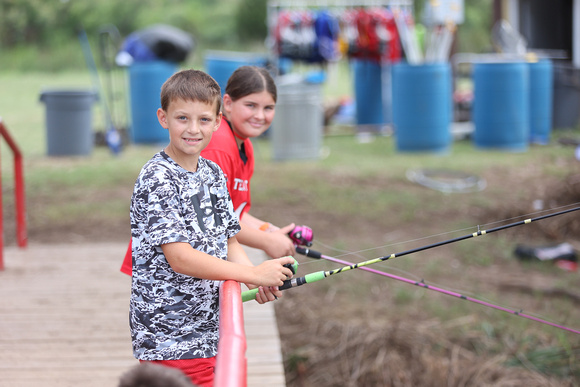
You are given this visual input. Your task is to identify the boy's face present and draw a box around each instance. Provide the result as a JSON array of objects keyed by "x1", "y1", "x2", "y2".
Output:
[{"x1": 157, "y1": 98, "x2": 221, "y2": 169}]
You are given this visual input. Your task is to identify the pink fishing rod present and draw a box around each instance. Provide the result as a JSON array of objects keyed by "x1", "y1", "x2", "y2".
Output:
[{"x1": 296, "y1": 246, "x2": 580, "y2": 335}]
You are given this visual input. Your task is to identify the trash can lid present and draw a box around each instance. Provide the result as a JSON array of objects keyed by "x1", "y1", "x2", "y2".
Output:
[{"x1": 40, "y1": 89, "x2": 98, "y2": 102}]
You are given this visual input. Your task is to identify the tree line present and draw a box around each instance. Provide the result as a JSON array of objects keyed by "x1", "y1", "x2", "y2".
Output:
[{"x1": 0, "y1": 0, "x2": 267, "y2": 51}]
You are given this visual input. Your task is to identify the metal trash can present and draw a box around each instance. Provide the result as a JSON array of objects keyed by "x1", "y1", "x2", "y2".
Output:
[
  {"x1": 552, "y1": 62, "x2": 580, "y2": 129},
  {"x1": 39, "y1": 89, "x2": 98, "y2": 156},
  {"x1": 271, "y1": 76, "x2": 323, "y2": 160}
]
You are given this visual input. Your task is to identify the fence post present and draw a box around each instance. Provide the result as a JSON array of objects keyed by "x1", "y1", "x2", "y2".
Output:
[
  {"x1": 0, "y1": 138, "x2": 3, "y2": 271},
  {"x1": 0, "y1": 118, "x2": 28, "y2": 270}
]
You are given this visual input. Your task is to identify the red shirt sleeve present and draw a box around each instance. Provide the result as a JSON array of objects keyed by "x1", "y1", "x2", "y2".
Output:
[{"x1": 120, "y1": 240, "x2": 132, "y2": 276}]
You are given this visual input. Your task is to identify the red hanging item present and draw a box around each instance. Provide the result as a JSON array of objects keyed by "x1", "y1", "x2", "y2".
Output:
[{"x1": 344, "y1": 7, "x2": 401, "y2": 63}]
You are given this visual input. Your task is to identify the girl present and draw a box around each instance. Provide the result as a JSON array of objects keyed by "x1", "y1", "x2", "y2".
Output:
[{"x1": 201, "y1": 65, "x2": 298, "y2": 259}]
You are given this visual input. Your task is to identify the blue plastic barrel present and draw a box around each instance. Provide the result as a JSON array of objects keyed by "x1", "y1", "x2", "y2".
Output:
[
  {"x1": 392, "y1": 62, "x2": 452, "y2": 152},
  {"x1": 204, "y1": 51, "x2": 268, "y2": 95},
  {"x1": 529, "y1": 59, "x2": 553, "y2": 144},
  {"x1": 353, "y1": 59, "x2": 384, "y2": 126},
  {"x1": 128, "y1": 60, "x2": 177, "y2": 144},
  {"x1": 473, "y1": 62, "x2": 529, "y2": 151}
]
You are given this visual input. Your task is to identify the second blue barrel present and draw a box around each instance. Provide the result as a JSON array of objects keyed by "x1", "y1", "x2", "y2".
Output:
[
  {"x1": 204, "y1": 50, "x2": 268, "y2": 96},
  {"x1": 353, "y1": 59, "x2": 384, "y2": 127},
  {"x1": 129, "y1": 60, "x2": 177, "y2": 144},
  {"x1": 473, "y1": 62, "x2": 529, "y2": 151},
  {"x1": 392, "y1": 62, "x2": 452, "y2": 152},
  {"x1": 529, "y1": 59, "x2": 553, "y2": 144}
]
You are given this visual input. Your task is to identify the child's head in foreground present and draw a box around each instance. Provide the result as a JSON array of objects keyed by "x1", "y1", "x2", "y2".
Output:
[{"x1": 118, "y1": 362, "x2": 195, "y2": 387}]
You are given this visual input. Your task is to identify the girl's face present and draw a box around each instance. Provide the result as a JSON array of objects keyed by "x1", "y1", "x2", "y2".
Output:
[
  {"x1": 157, "y1": 98, "x2": 221, "y2": 171},
  {"x1": 223, "y1": 90, "x2": 276, "y2": 140}
]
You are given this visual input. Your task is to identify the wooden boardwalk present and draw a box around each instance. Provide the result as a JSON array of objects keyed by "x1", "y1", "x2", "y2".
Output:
[
  {"x1": 0, "y1": 243, "x2": 286, "y2": 387},
  {"x1": 242, "y1": 247, "x2": 287, "y2": 387}
]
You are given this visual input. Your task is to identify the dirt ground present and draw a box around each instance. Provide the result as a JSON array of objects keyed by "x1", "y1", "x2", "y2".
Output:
[
  {"x1": 268, "y1": 168, "x2": 580, "y2": 386},
  {"x1": 4, "y1": 150, "x2": 580, "y2": 387}
]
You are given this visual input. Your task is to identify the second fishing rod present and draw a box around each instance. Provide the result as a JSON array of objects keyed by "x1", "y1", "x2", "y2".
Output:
[{"x1": 242, "y1": 206, "x2": 580, "y2": 302}]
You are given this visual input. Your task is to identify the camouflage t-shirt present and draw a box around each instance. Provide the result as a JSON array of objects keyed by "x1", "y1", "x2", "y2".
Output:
[{"x1": 129, "y1": 151, "x2": 240, "y2": 360}]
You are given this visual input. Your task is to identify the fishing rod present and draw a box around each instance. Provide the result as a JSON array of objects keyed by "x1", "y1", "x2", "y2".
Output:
[
  {"x1": 242, "y1": 206, "x2": 580, "y2": 304},
  {"x1": 293, "y1": 247, "x2": 580, "y2": 335}
]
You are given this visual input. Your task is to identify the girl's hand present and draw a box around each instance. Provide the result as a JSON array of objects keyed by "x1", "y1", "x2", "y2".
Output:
[
  {"x1": 254, "y1": 285, "x2": 284, "y2": 304},
  {"x1": 263, "y1": 223, "x2": 296, "y2": 258}
]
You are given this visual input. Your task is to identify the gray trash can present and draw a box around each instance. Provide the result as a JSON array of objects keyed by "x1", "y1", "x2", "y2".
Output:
[
  {"x1": 553, "y1": 63, "x2": 580, "y2": 129},
  {"x1": 39, "y1": 89, "x2": 97, "y2": 156},
  {"x1": 271, "y1": 77, "x2": 323, "y2": 160}
]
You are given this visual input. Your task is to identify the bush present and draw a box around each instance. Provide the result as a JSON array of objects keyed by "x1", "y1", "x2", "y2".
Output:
[{"x1": 235, "y1": 0, "x2": 268, "y2": 42}]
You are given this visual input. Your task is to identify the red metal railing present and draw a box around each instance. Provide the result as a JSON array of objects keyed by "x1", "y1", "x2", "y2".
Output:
[
  {"x1": 0, "y1": 118, "x2": 27, "y2": 270},
  {"x1": 215, "y1": 280, "x2": 247, "y2": 386}
]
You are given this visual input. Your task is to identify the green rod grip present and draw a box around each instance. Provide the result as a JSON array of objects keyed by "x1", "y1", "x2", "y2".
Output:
[
  {"x1": 241, "y1": 288, "x2": 259, "y2": 302},
  {"x1": 303, "y1": 271, "x2": 326, "y2": 283},
  {"x1": 240, "y1": 270, "x2": 326, "y2": 303}
]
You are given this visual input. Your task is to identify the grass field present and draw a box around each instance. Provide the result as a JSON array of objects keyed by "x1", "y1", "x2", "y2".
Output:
[{"x1": 1, "y1": 69, "x2": 580, "y2": 385}]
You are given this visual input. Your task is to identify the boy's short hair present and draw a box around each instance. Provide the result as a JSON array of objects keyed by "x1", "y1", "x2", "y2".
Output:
[{"x1": 160, "y1": 69, "x2": 222, "y2": 114}]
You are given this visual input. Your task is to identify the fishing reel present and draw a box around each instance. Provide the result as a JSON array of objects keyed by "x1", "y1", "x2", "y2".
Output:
[
  {"x1": 288, "y1": 225, "x2": 313, "y2": 247},
  {"x1": 282, "y1": 257, "x2": 299, "y2": 275}
]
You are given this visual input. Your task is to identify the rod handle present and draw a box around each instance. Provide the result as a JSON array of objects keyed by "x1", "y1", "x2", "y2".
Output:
[
  {"x1": 241, "y1": 288, "x2": 259, "y2": 302},
  {"x1": 296, "y1": 246, "x2": 322, "y2": 259},
  {"x1": 241, "y1": 279, "x2": 293, "y2": 302}
]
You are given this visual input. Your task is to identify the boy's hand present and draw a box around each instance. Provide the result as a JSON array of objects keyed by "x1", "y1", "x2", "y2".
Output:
[{"x1": 251, "y1": 256, "x2": 295, "y2": 287}]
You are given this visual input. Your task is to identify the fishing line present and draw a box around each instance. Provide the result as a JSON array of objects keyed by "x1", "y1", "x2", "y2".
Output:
[
  {"x1": 243, "y1": 206, "x2": 580, "y2": 319},
  {"x1": 293, "y1": 247, "x2": 580, "y2": 335},
  {"x1": 298, "y1": 204, "x2": 580, "y2": 333},
  {"x1": 312, "y1": 202, "x2": 580, "y2": 261},
  {"x1": 309, "y1": 202, "x2": 580, "y2": 276},
  {"x1": 313, "y1": 240, "x2": 537, "y2": 309},
  {"x1": 313, "y1": 239, "x2": 429, "y2": 286},
  {"x1": 314, "y1": 239, "x2": 488, "y2": 301},
  {"x1": 305, "y1": 202, "x2": 580, "y2": 302}
]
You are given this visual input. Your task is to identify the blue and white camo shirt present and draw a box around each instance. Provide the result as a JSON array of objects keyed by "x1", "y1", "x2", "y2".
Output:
[{"x1": 129, "y1": 151, "x2": 240, "y2": 360}]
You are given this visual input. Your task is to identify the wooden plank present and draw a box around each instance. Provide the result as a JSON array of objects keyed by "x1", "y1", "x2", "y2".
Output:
[
  {"x1": 242, "y1": 247, "x2": 287, "y2": 387},
  {"x1": 0, "y1": 243, "x2": 136, "y2": 387},
  {"x1": 0, "y1": 243, "x2": 286, "y2": 386}
]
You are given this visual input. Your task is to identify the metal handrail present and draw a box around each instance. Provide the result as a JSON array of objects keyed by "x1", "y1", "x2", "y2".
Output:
[
  {"x1": 0, "y1": 118, "x2": 27, "y2": 270},
  {"x1": 215, "y1": 280, "x2": 247, "y2": 386}
]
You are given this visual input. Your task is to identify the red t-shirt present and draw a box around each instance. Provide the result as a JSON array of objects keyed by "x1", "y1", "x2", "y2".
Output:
[
  {"x1": 121, "y1": 118, "x2": 255, "y2": 276},
  {"x1": 201, "y1": 118, "x2": 254, "y2": 218}
]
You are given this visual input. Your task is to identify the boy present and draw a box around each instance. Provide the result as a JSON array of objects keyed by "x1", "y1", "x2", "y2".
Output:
[{"x1": 130, "y1": 69, "x2": 294, "y2": 386}]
